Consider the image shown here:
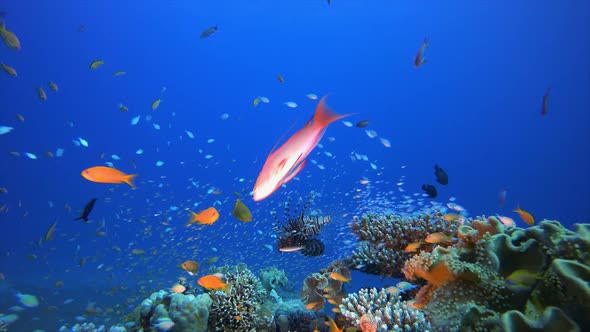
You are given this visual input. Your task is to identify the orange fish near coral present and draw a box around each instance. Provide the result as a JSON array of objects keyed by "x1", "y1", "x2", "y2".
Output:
[
  {"x1": 82, "y1": 166, "x2": 137, "y2": 188},
  {"x1": 424, "y1": 232, "x2": 453, "y2": 244},
  {"x1": 171, "y1": 283, "x2": 186, "y2": 294},
  {"x1": 198, "y1": 275, "x2": 231, "y2": 294},
  {"x1": 186, "y1": 207, "x2": 219, "y2": 225},
  {"x1": 404, "y1": 241, "x2": 424, "y2": 252},
  {"x1": 513, "y1": 207, "x2": 535, "y2": 225},
  {"x1": 329, "y1": 271, "x2": 351, "y2": 284},
  {"x1": 326, "y1": 316, "x2": 343, "y2": 332},
  {"x1": 253, "y1": 97, "x2": 351, "y2": 201}
]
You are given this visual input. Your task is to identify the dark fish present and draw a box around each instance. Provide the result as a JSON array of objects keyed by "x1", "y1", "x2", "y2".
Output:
[
  {"x1": 77, "y1": 24, "x2": 85, "y2": 32},
  {"x1": 434, "y1": 164, "x2": 448, "y2": 185},
  {"x1": 422, "y1": 184, "x2": 437, "y2": 198},
  {"x1": 541, "y1": 86, "x2": 551, "y2": 116},
  {"x1": 74, "y1": 198, "x2": 97, "y2": 222},
  {"x1": 355, "y1": 120, "x2": 370, "y2": 128},
  {"x1": 200, "y1": 25, "x2": 218, "y2": 39}
]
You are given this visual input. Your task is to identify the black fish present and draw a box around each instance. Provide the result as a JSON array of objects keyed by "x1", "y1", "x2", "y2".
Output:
[
  {"x1": 434, "y1": 164, "x2": 448, "y2": 185},
  {"x1": 74, "y1": 198, "x2": 97, "y2": 222},
  {"x1": 422, "y1": 184, "x2": 437, "y2": 198},
  {"x1": 356, "y1": 120, "x2": 370, "y2": 128},
  {"x1": 200, "y1": 25, "x2": 218, "y2": 39}
]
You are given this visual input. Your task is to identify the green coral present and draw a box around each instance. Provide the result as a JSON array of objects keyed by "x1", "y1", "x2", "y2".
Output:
[
  {"x1": 402, "y1": 216, "x2": 590, "y2": 331},
  {"x1": 259, "y1": 267, "x2": 288, "y2": 292}
]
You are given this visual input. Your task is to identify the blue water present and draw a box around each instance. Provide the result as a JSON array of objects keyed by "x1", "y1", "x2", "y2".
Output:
[{"x1": 1, "y1": 0, "x2": 589, "y2": 330}]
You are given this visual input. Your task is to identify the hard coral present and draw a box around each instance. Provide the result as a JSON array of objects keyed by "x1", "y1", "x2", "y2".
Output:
[
  {"x1": 207, "y1": 264, "x2": 273, "y2": 331},
  {"x1": 136, "y1": 289, "x2": 211, "y2": 332},
  {"x1": 350, "y1": 212, "x2": 460, "y2": 277},
  {"x1": 339, "y1": 288, "x2": 432, "y2": 332}
]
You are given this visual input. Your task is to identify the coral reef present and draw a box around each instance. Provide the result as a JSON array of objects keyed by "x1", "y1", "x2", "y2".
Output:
[
  {"x1": 274, "y1": 309, "x2": 318, "y2": 332},
  {"x1": 57, "y1": 323, "x2": 127, "y2": 332},
  {"x1": 350, "y1": 212, "x2": 461, "y2": 277},
  {"x1": 402, "y1": 216, "x2": 590, "y2": 331},
  {"x1": 207, "y1": 264, "x2": 274, "y2": 331},
  {"x1": 301, "y1": 261, "x2": 351, "y2": 312},
  {"x1": 259, "y1": 267, "x2": 288, "y2": 292},
  {"x1": 135, "y1": 289, "x2": 211, "y2": 332},
  {"x1": 339, "y1": 287, "x2": 432, "y2": 332}
]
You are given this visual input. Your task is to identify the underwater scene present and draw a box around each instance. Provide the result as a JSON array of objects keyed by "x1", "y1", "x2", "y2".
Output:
[{"x1": 0, "y1": 1, "x2": 589, "y2": 331}]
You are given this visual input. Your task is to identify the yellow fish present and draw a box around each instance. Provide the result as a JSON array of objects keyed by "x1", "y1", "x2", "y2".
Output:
[
  {"x1": 89, "y1": 59, "x2": 104, "y2": 70},
  {"x1": 505, "y1": 269, "x2": 543, "y2": 288},
  {"x1": 424, "y1": 232, "x2": 453, "y2": 244},
  {"x1": 113, "y1": 71, "x2": 126, "y2": 76},
  {"x1": 0, "y1": 19, "x2": 21, "y2": 51},
  {"x1": 48, "y1": 81, "x2": 59, "y2": 92},
  {"x1": 1, "y1": 62, "x2": 17, "y2": 76},
  {"x1": 232, "y1": 199, "x2": 252, "y2": 222},
  {"x1": 44, "y1": 221, "x2": 57, "y2": 241},
  {"x1": 329, "y1": 271, "x2": 351, "y2": 284},
  {"x1": 151, "y1": 98, "x2": 161, "y2": 111},
  {"x1": 253, "y1": 97, "x2": 261, "y2": 107},
  {"x1": 37, "y1": 87, "x2": 47, "y2": 101}
]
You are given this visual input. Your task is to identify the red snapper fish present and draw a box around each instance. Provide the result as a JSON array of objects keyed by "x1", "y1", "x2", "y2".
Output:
[{"x1": 253, "y1": 97, "x2": 351, "y2": 201}]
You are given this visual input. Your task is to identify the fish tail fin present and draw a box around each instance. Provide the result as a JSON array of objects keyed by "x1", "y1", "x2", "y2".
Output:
[
  {"x1": 73, "y1": 216, "x2": 82, "y2": 221},
  {"x1": 124, "y1": 174, "x2": 137, "y2": 188},
  {"x1": 185, "y1": 210, "x2": 198, "y2": 226},
  {"x1": 223, "y1": 283, "x2": 232, "y2": 296},
  {"x1": 313, "y1": 96, "x2": 352, "y2": 128}
]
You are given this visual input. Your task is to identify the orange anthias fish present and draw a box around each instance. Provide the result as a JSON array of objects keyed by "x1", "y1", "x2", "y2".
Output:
[
  {"x1": 513, "y1": 207, "x2": 535, "y2": 225},
  {"x1": 252, "y1": 97, "x2": 351, "y2": 201},
  {"x1": 81, "y1": 166, "x2": 137, "y2": 188},
  {"x1": 329, "y1": 271, "x2": 351, "y2": 284},
  {"x1": 198, "y1": 275, "x2": 231, "y2": 294},
  {"x1": 186, "y1": 207, "x2": 219, "y2": 225},
  {"x1": 414, "y1": 38, "x2": 430, "y2": 68},
  {"x1": 326, "y1": 316, "x2": 343, "y2": 332}
]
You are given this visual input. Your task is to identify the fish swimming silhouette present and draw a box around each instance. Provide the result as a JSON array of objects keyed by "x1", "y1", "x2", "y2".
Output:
[
  {"x1": 74, "y1": 198, "x2": 97, "y2": 222},
  {"x1": 434, "y1": 164, "x2": 448, "y2": 185}
]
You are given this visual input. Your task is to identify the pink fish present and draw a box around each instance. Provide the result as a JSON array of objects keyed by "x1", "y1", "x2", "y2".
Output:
[{"x1": 253, "y1": 97, "x2": 351, "y2": 201}]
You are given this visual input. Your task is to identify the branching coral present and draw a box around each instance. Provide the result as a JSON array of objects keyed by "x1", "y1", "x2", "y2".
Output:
[
  {"x1": 207, "y1": 264, "x2": 274, "y2": 331},
  {"x1": 339, "y1": 288, "x2": 432, "y2": 332},
  {"x1": 350, "y1": 212, "x2": 461, "y2": 277}
]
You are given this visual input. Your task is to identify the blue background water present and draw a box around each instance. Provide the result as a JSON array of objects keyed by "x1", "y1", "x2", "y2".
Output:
[{"x1": 1, "y1": 0, "x2": 589, "y2": 330}]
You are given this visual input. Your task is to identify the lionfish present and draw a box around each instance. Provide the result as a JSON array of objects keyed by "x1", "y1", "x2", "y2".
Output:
[{"x1": 272, "y1": 193, "x2": 330, "y2": 256}]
